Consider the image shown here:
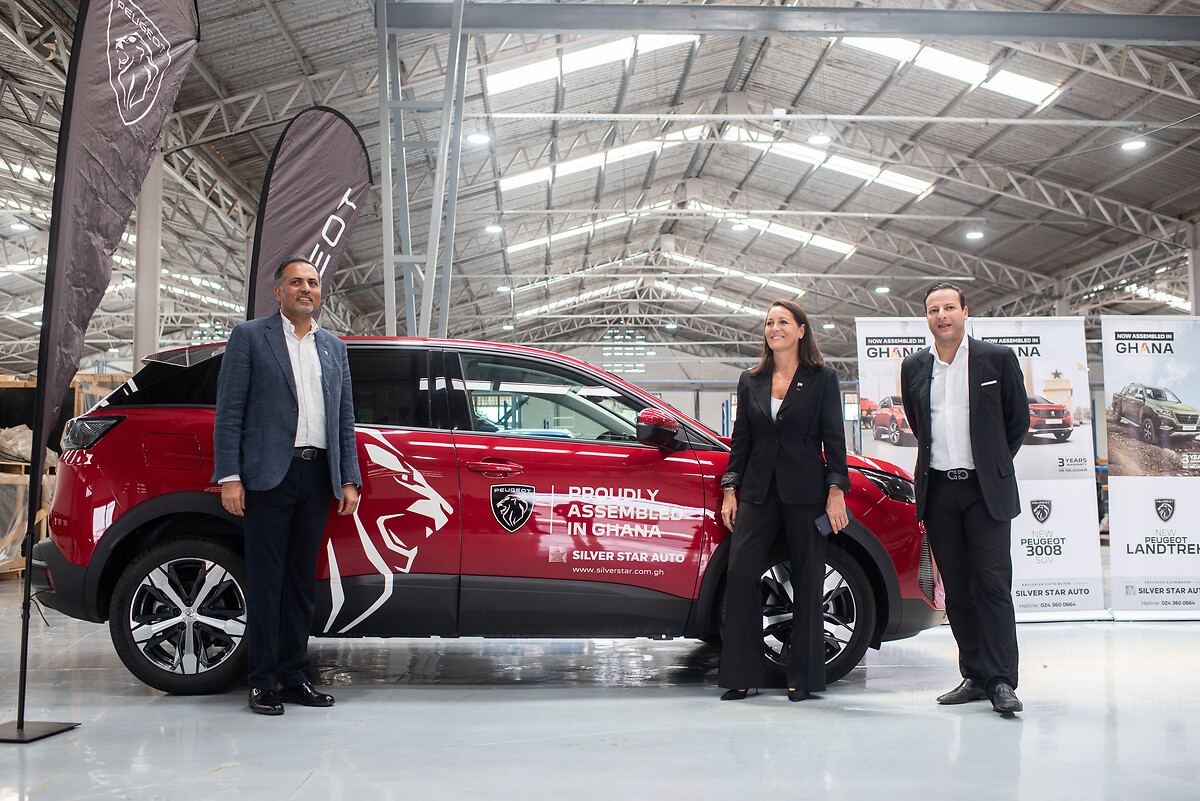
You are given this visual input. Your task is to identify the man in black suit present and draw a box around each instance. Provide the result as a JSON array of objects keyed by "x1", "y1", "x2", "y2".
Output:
[{"x1": 900, "y1": 282, "x2": 1029, "y2": 715}]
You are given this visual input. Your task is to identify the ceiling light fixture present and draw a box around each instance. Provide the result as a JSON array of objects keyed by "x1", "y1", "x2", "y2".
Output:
[
  {"x1": 502, "y1": 323, "x2": 514, "y2": 331},
  {"x1": 664, "y1": 322, "x2": 678, "y2": 330},
  {"x1": 965, "y1": 229, "x2": 985, "y2": 241},
  {"x1": 485, "y1": 223, "x2": 503, "y2": 234},
  {"x1": 690, "y1": 285, "x2": 706, "y2": 293},
  {"x1": 1121, "y1": 139, "x2": 1147, "y2": 151},
  {"x1": 731, "y1": 219, "x2": 750, "y2": 232},
  {"x1": 466, "y1": 132, "x2": 491, "y2": 145},
  {"x1": 823, "y1": 322, "x2": 835, "y2": 330},
  {"x1": 497, "y1": 285, "x2": 512, "y2": 293},
  {"x1": 807, "y1": 134, "x2": 833, "y2": 146},
  {"x1": 874, "y1": 286, "x2": 891, "y2": 294},
  {"x1": 10, "y1": 221, "x2": 31, "y2": 232}
]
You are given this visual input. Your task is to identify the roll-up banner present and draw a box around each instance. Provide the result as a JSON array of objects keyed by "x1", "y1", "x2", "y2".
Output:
[
  {"x1": 855, "y1": 317, "x2": 1106, "y2": 621},
  {"x1": 1102, "y1": 316, "x2": 1200, "y2": 620},
  {"x1": 246, "y1": 106, "x2": 372, "y2": 320}
]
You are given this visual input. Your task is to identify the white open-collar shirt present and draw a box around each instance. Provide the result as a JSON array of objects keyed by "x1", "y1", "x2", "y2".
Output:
[{"x1": 929, "y1": 336, "x2": 974, "y2": 470}]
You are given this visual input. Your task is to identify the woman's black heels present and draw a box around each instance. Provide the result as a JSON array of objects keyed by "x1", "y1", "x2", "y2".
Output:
[
  {"x1": 720, "y1": 688, "x2": 758, "y2": 701},
  {"x1": 787, "y1": 688, "x2": 813, "y2": 702}
]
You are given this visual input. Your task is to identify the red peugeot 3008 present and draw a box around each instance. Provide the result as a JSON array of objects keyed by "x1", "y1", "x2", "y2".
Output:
[{"x1": 34, "y1": 339, "x2": 944, "y2": 694}]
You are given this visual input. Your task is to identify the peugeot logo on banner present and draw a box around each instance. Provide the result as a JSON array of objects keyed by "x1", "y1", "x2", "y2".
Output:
[
  {"x1": 1155, "y1": 498, "x2": 1176, "y2": 523},
  {"x1": 107, "y1": 0, "x2": 173, "y2": 126},
  {"x1": 492, "y1": 484, "x2": 535, "y2": 532},
  {"x1": 1030, "y1": 499, "x2": 1052, "y2": 524}
]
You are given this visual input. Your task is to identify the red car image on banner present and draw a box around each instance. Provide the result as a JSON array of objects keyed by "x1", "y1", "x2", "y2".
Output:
[{"x1": 34, "y1": 340, "x2": 944, "y2": 694}]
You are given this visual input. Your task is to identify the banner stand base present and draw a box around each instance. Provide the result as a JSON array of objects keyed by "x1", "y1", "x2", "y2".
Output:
[{"x1": 0, "y1": 720, "x2": 80, "y2": 744}]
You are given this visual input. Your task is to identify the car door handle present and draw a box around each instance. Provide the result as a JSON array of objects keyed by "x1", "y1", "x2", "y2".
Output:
[{"x1": 467, "y1": 459, "x2": 525, "y2": 477}]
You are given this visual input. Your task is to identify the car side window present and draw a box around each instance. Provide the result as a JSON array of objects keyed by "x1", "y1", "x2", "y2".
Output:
[
  {"x1": 451, "y1": 352, "x2": 643, "y2": 443},
  {"x1": 880, "y1": 397, "x2": 891, "y2": 409},
  {"x1": 347, "y1": 347, "x2": 436, "y2": 429}
]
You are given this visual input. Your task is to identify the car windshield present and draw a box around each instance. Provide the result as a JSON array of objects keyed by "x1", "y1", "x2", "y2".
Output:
[
  {"x1": 1146, "y1": 387, "x2": 1181, "y2": 403},
  {"x1": 1028, "y1": 395, "x2": 1051, "y2": 404}
]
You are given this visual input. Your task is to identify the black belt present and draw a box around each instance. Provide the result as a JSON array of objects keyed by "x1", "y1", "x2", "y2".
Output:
[
  {"x1": 931, "y1": 468, "x2": 975, "y2": 481},
  {"x1": 293, "y1": 447, "x2": 325, "y2": 461}
]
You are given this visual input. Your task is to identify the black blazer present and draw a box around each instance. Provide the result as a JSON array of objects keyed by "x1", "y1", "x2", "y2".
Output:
[
  {"x1": 723, "y1": 364, "x2": 850, "y2": 505},
  {"x1": 900, "y1": 336, "x2": 1029, "y2": 523}
]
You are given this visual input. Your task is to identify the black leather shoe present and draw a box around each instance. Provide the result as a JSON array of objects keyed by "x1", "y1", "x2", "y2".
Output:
[
  {"x1": 990, "y1": 682, "x2": 1023, "y2": 715},
  {"x1": 937, "y1": 678, "x2": 988, "y2": 705},
  {"x1": 248, "y1": 688, "x2": 284, "y2": 716},
  {"x1": 278, "y1": 681, "x2": 335, "y2": 708},
  {"x1": 720, "y1": 688, "x2": 758, "y2": 701},
  {"x1": 787, "y1": 688, "x2": 811, "y2": 702}
]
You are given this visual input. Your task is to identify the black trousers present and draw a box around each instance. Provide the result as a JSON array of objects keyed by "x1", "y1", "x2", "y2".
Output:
[
  {"x1": 924, "y1": 471, "x2": 1019, "y2": 691},
  {"x1": 718, "y1": 484, "x2": 826, "y2": 692},
  {"x1": 243, "y1": 456, "x2": 332, "y2": 690}
]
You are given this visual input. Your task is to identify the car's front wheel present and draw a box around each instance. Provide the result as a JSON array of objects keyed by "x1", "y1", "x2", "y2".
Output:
[
  {"x1": 1141, "y1": 416, "x2": 1160, "y2": 445},
  {"x1": 109, "y1": 537, "x2": 248, "y2": 695},
  {"x1": 1054, "y1": 430, "x2": 1072, "y2": 442},
  {"x1": 758, "y1": 541, "x2": 877, "y2": 685},
  {"x1": 888, "y1": 420, "x2": 902, "y2": 445}
]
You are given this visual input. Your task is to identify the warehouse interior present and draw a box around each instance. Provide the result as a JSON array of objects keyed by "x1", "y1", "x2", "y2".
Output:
[{"x1": 2, "y1": 1, "x2": 1200, "y2": 798}]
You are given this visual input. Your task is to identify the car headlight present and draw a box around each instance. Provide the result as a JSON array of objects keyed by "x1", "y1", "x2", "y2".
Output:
[
  {"x1": 856, "y1": 468, "x2": 916, "y2": 505},
  {"x1": 61, "y1": 417, "x2": 123, "y2": 450}
]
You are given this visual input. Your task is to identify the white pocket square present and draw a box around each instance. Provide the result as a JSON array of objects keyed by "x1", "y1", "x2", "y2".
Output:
[{"x1": 980, "y1": 379, "x2": 998, "y2": 386}]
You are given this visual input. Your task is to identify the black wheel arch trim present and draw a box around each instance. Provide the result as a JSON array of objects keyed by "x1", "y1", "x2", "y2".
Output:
[
  {"x1": 80, "y1": 491, "x2": 243, "y2": 621},
  {"x1": 682, "y1": 518, "x2": 903, "y2": 646}
]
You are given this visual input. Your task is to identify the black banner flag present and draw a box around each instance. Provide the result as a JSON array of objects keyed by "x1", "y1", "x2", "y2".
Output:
[
  {"x1": 3, "y1": 0, "x2": 198, "y2": 742},
  {"x1": 246, "y1": 106, "x2": 372, "y2": 319},
  {"x1": 34, "y1": 0, "x2": 199, "y2": 474}
]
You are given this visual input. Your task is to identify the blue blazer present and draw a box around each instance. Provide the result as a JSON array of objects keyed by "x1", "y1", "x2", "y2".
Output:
[{"x1": 212, "y1": 312, "x2": 361, "y2": 498}]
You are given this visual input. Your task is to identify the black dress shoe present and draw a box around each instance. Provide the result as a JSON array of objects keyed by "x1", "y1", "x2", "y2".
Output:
[
  {"x1": 278, "y1": 681, "x2": 335, "y2": 708},
  {"x1": 248, "y1": 688, "x2": 284, "y2": 716},
  {"x1": 787, "y1": 688, "x2": 813, "y2": 702},
  {"x1": 720, "y1": 688, "x2": 758, "y2": 701},
  {"x1": 937, "y1": 678, "x2": 988, "y2": 705},
  {"x1": 990, "y1": 682, "x2": 1023, "y2": 714}
]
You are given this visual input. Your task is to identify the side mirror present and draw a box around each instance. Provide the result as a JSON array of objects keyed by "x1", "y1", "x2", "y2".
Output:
[{"x1": 636, "y1": 408, "x2": 681, "y2": 449}]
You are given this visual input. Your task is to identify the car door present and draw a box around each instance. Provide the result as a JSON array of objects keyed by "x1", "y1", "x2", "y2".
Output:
[
  {"x1": 314, "y1": 345, "x2": 462, "y2": 637},
  {"x1": 443, "y1": 348, "x2": 709, "y2": 637}
]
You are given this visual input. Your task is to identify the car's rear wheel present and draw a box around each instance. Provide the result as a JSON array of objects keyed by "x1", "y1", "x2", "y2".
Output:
[
  {"x1": 755, "y1": 541, "x2": 877, "y2": 685},
  {"x1": 109, "y1": 537, "x2": 248, "y2": 695}
]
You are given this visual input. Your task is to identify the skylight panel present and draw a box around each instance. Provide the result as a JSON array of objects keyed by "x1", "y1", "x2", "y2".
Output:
[
  {"x1": 554, "y1": 152, "x2": 608, "y2": 178},
  {"x1": 875, "y1": 169, "x2": 933, "y2": 194},
  {"x1": 486, "y1": 35, "x2": 698, "y2": 96},
  {"x1": 983, "y1": 70, "x2": 1057, "y2": 104},
  {"x1": 517, "y1": 280, "x2": 639, "y2": 317},
  {"x1": 562, "y1": 39, "x2": 635, "y2": 74},
  {"x1": 506, "y1": 202, "x2": 669, "y2": 254},
  {"x1": 485, "y1": 59, "x2": 561, "y2": 95},
  {"x1": 914, "y1": 47, "x2": 989, "y2": 84},
  {"x1": 824, "y1": 155, "x2": 881, "y2": 182},
  {"x1": 636, "y1": 34, "x2": 699, "y2": 55},
  {"x1": 809, "y1": 235, "x2": 856, "y2": 255},
  {"x1": 499, "y1": 167, "x2": 553, "y2": 192},
  {"x1": 842, "y1": 38, "x2": 920, "y2": 62},
  {"x1": 656, "y1": 280, "x2": 762, "y2": 316}
]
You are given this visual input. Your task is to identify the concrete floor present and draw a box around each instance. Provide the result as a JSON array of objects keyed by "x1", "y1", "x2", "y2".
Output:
[{"x1": 0, "y1": 578, "x2": 1198, "y2": 801}]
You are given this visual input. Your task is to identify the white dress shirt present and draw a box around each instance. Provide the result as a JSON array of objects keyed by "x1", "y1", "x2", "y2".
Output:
[
  {"x1": 281, "y1": 315, "x2": 327, "y2": 449},
  {"x1": 929, "y1": 336, "x2": 974, "y2": 470}
]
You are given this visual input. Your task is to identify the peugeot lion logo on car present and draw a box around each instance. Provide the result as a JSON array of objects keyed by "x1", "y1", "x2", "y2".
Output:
[{"x1": 492, "y1": 484, "x2": 536, "y2": 532}]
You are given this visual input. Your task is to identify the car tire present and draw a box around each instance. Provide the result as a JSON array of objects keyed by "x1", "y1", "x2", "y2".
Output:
[
  {"x1": 1141, "y1": 416, "x2": 1159, "y2": 446},
  {"x1": 109, "y1": 537, "x2": 248, "y2": 695},
  {"x1": 719, "y1": 540, "x2": 877, "y2": 686},
  {"x1": 1054, "y1": 431, "x2": 1072, "y2": 442},
  {"x1": 888, "y1": 420, "x2": 902, "y2": 446}
]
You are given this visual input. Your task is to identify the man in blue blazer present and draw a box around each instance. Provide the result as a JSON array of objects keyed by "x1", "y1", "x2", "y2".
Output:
[
  {"x1": 901, "y1": 282, "x2": 1029, "y2": 715},
  {"x1": 214, "y1": 257, "x2": 361, "y2": 715}
]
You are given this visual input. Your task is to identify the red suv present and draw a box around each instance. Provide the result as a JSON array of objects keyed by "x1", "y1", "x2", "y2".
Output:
[
  {"x1": 872, "y1": 395, "x2": 914, "y2": 445},
  {"x1": 34, "y1": 339, "x2": 943, "y2": 694},
  {"x1": 1027, "y1": 394, "x2": 1073, "y2": 442}
]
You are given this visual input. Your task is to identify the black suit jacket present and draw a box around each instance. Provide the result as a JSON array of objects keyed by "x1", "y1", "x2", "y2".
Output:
[
  {"x1": 723, "y1": 364, "x2": 850, "y2": 505},
  {"x1": 900, "y1": 336, "x2": 1029, "y2": 523}
]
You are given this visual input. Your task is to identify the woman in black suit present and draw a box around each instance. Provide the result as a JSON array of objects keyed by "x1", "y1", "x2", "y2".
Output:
[{"x1": 718, "y1": 299, "x2": 851, "y2": 702}]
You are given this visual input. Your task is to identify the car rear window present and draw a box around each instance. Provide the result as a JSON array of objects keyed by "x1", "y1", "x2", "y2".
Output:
[{"x1": 102, "y1": 354, "x2": 224, "y2": 408}]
